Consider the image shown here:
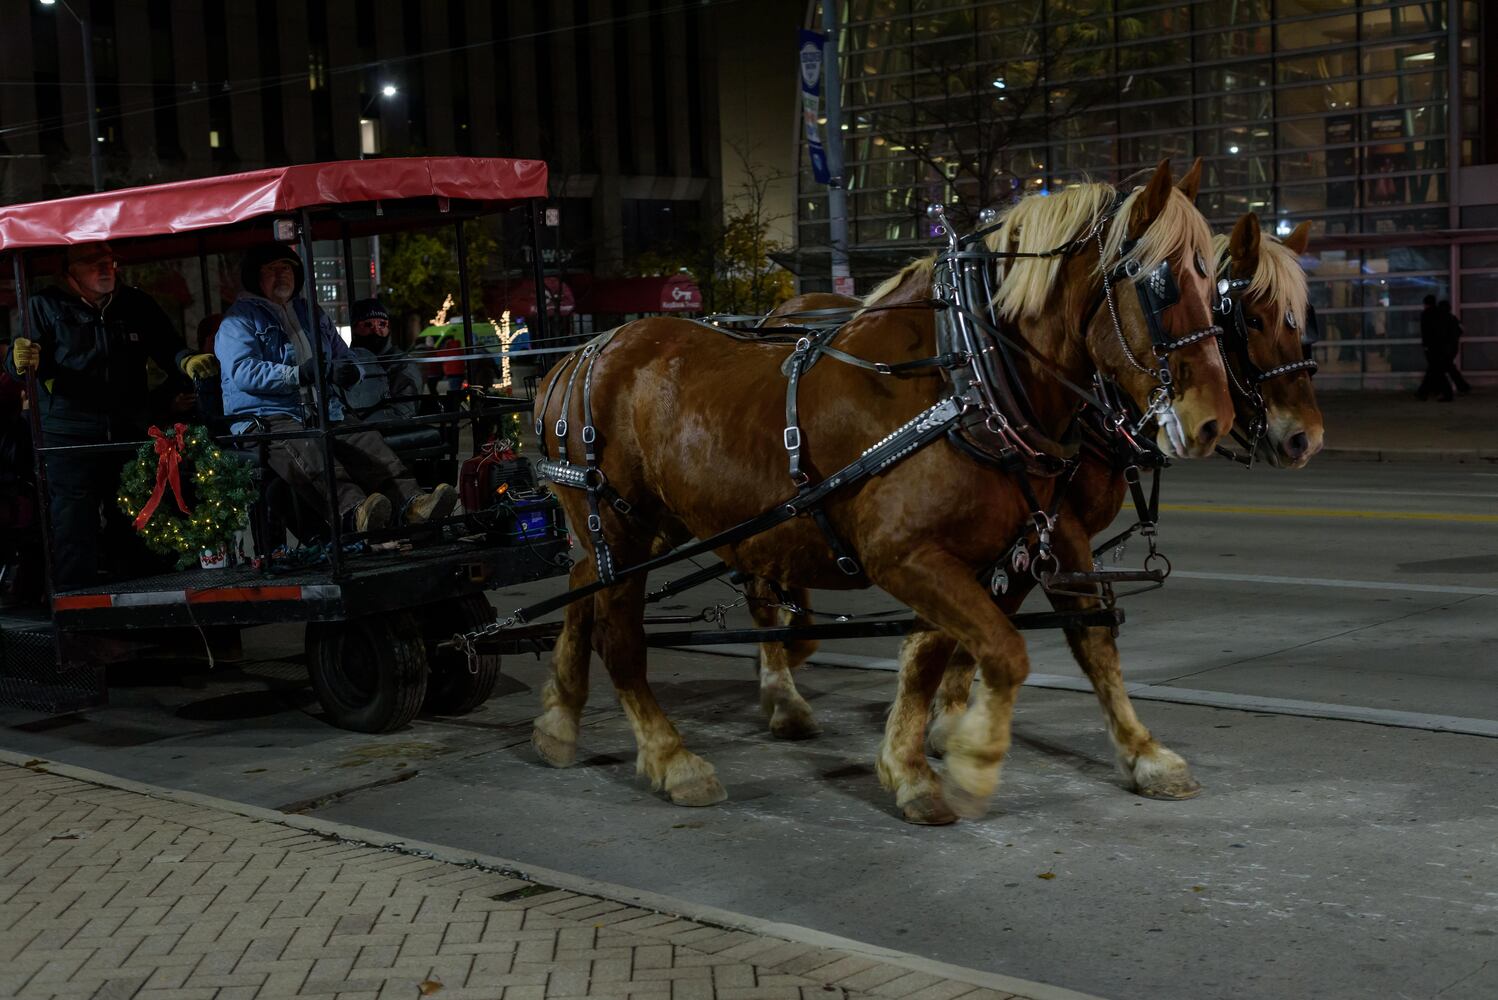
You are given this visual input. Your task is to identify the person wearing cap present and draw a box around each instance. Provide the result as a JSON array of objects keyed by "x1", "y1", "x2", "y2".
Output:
[
  {"x1": 4, "y1": 241, "x2": 219, "y2": 589},
  {"x1": 215, "y1": 243, "x2": 456, "y2": 535},
  {"x1": 346, "y1": 297, "x2": 421, "y2": 422}
]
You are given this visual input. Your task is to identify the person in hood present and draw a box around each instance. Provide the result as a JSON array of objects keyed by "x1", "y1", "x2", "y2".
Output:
[
  {"x1": 345, "y1": 297, "x2": 421, "y2": 421},
  {"x1": 214, "y1": 243, "x2": 456, "y2": 534},
  {"x1": 5, "y1": 241, "x2": 218, "y2": 589}
]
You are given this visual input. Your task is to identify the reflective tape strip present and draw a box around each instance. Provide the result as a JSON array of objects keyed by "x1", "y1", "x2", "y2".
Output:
[
  {"x1": 54, "y1": 584, "x2": 344, "y2": 612},
  {"x1": 113, "y1": 591, "x2": 188, "y2": 607}
]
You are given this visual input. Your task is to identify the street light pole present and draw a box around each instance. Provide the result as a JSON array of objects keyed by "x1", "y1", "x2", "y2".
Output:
[
  {"x1": 40, "y1": 0, "x2": 102, "y2": 192},
  {"x1": 820, "y1": 1, "x2": 851, "y2": 296}
]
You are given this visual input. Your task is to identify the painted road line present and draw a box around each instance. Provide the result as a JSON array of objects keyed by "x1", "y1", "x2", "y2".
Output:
[
  {"x1": 1160, "y1": 503, "x2": 1498, "y2": 523},
  {"x1": 682, "y1": 645, "x2": 1498, "y2": 738},
  {"x1": 1289, "y1": 487, "x2": 1498, "y2": 499},
  {"x1": 1169, "y1": 570, "x2": 1498, "y2": 596}
]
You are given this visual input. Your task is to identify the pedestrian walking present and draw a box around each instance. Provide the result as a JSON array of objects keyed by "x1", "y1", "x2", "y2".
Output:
[
  {"x1": 1437, "y1": 300, "x2": 1471, "y2": 396},
  {"x1": 1416, "y1": 294, "x2": 1454, "y2": 401}
]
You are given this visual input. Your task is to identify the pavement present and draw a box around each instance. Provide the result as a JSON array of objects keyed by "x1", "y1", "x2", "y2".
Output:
[
  {"x1": 1313, "y1": 389, "x2": 1498, "y2": 462},
  {"x1": 1, "y1": 400, "x2": 1496, "y2": 1000},
  {"x1": 0, "y1": 755, "x2": 1088, "y2": 1000}
]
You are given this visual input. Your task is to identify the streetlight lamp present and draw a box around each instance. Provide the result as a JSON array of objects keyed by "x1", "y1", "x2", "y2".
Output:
[
  {"x1": 357, "y1": 84, "x2": 398, "y2": 289},
  {"x1": 39, "y1": 0, "x2": 102, "y2": 192}
]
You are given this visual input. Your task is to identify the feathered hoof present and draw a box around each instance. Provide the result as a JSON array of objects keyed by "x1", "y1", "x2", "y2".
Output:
[
  {"x1": 901, "y1": 792, "x2": 959, "y2": 826},
  {"x1": 942, "y1": 784, "x2": 993, "y2": 820},
  {"x1": 1130, "y1": 748, "x2": 1202, "y2": 800},
  {"x1": 531, "y1": 726, "x2": 577, "y2": 768},
  {"x1": 667, "y1": 775, "x2": 728, "y2": 807},
  {"x1": 1135, "y1": 773, "x2": 1203, "y2": 800},
  {"x1": 925, "y1": 712, "x2": 960, "y2": 758},
  {"x1": 769, "y1": 706, "x2": 821, "y2": 741}
]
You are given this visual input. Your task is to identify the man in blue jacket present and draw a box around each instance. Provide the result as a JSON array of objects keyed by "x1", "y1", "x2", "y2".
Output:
[{"x1": 215, "y1": 243, "x2": 455, "y2": 534}]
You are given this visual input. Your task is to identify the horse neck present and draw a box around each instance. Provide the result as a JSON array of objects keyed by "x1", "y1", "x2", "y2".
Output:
[{"x1": 1007, "y1": 262, "x2": 1101, "y2": 438}]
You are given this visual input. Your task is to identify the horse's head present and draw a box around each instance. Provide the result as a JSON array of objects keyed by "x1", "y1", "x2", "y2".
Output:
[
  {"x1": 1216, "y1": 214, "x2": 1325, "y2": 468},
  {"x1": 1093, "y1": 159, "x2": 1234, "y2": 459},
  {"x1": 987, "y1": 160, "x2": 1233, "y2": 459}
]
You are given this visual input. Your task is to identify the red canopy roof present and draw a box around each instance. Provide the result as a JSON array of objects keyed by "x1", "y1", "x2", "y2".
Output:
[
  {"x1": 586, "y1": 274, "x2": 703, "y2": 314},
  {"x1": 0, "y1": 157, "x2": 548, "y2": 252}
]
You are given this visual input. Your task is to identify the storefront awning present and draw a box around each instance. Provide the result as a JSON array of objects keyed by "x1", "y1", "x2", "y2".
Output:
[
  {"x1": 586, "y1": 274, "x2": 702, "y2": 314},
  {"x1": 489, "y1": 277, "x2": 575, "y2": 317}
]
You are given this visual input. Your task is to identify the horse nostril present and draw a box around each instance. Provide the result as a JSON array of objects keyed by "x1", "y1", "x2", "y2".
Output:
[
  {"x1": 1286, "y1": 431, "x2": 1309, "y2": 458},
  {"x1": 1197, "y1": 419, "x2": 1219, "y2": 444}
]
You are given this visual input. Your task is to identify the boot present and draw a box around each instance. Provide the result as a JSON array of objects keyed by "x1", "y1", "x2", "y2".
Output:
[
  {"x1": 404, "y1": 483, "x2": 458, "y2": 525},
  {"x1": 345, "y1": 493, "x2": 392, "y2": 534}
]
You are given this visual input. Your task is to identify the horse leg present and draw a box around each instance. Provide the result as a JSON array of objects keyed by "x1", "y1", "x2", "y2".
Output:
[
  {"x1": 1048, "y1": 522, "x2": 1201, "y2": 799},
  {"x1": 877, "y1": 551, "x2": 1034, "y2": 819},
  {"x1": 926, "y1": 646, "x2": 976, "y2": 758},
  {"x1": 532, "y1": 559, "x2": 598, "y2": 768},
  {"x1": 746, "y1": 580, "x2": 820, "y2": 740},
  {"x1": 876, "y1": 621, "x2": 960, "y2": 825},
  {"x1": 596, "y1": 574, "x2": 727, "y2": 807}
]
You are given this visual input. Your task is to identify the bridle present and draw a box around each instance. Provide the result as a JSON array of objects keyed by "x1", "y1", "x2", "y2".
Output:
[{"x1": 1212, "y1": 272, "x2": 1319, "y2": 467}]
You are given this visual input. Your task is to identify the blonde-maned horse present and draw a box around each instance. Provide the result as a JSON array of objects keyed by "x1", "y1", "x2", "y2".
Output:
[
  {"x1": 751, "y1": 210, "x2": 1324, "y2": 820},
  {"x1": 530, "y1": 160, "x2": 1232, "y2": 822}
]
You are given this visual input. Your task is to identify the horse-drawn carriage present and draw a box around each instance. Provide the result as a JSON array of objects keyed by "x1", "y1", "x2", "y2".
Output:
[
  {"x1": 458, "y1": 159, "x2": 1324, "y2": 824},
  {"x1": 0, "y1": 157, "x2": 572, "y2": 733}
]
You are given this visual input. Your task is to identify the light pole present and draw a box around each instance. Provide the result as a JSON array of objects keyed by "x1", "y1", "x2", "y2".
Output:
[
  {"x1": 40, "y1": 0, "x2": 102, "y2": 192},
  {"x1": 358, "y1": 84, "x2": 397, "y2": 290}
]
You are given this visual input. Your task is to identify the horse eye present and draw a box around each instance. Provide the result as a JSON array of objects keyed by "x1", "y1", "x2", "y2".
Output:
[{"x1": 1247, "y1": 316, "x2": 1264, "y2": 331}]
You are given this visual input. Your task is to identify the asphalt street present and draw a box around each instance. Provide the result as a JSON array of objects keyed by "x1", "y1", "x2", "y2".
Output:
[{"x1": 1, "y1": 456, "x2": 1495, "y2": 1000}]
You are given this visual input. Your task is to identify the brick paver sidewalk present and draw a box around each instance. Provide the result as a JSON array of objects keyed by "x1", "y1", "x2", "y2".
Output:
[{"x1": 0, "y1": 761, "x2": 1092, "y2": 1000}]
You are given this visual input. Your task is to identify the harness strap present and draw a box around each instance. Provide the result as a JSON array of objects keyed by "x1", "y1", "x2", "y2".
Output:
[
  {"x1": 534, "y1": 350, "x2": 578, "y2": 461},
  {"x1": 578, "y1": 346, "x2": 616, "y2": 584},
  {"x1": 553, "y1": 344, "x2": 590, "y2": 461},
  {"x1": 513, "y1": 396, "x2": 963, "y2": 624}
]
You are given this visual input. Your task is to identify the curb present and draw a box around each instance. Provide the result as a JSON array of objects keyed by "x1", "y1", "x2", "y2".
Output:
[
  {"x1": 0, "y1": 748, "x2": 1108, "y2": 1000},
  {"x1": 1317, "y1": 447, "x2": 1498, "y2": 464}
]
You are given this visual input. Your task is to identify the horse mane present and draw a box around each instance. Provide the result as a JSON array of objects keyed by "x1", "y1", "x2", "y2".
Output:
[
  {"x1": 1212, "y1": 231, "x2": 1309, "y2": 332},
  {"x1": 985, "y1": 181, "x2": 1212, "y2": 322},
  {"x1": 862, "y1": 256, "x2": 935, "y2": 307}
]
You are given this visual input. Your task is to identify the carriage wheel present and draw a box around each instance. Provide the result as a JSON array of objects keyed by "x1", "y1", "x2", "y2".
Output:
[
  {"x1": 417, "y1": 595, "x2": 503, "y2": 717},
  {"x1": 307, "y1": 613, "x2": 428, "y2": 733}
]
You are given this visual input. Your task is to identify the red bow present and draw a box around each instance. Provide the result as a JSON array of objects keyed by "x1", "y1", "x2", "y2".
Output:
[{"x1": 133, "y1": 423, "x2": 192, "y2": 531}]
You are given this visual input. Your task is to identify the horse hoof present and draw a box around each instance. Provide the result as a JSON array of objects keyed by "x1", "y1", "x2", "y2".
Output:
[
  {"x1": 769, "y1": 710, "x2": 821, "y2": 741},
  {"x1": 901, "y1": 793, "x2": 958, "y2": 826},
  {"x1": 1136, "y1": 775, "x2": 1203, "y2": 800},
  {"x1": 532, "y1": 727, "x2": 577, "y2": 768},
  {"x1": 943, "y1": 785, "x2": 992, "y2": 820},
  {"x1": 668, "y1": 775, "x2": 728, "y2": 807}
]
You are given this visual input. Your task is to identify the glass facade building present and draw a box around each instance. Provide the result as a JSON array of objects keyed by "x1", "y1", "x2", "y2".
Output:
[{"x1": 797, "y1": 1, "x2": 1493, "y2": 386}]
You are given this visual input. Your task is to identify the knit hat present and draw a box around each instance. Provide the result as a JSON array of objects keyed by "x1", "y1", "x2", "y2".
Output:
[
  {"x1": 240, "y1": 242, "x2": 304, "y2": 296},
  {"x1": 352, "y1": 298, "x2": 390, "y2": 324}
]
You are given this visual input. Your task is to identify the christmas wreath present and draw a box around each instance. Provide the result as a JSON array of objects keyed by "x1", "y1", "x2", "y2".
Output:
[{"x1": 117, "y1": 423, "x2": 257, "y2": 569}]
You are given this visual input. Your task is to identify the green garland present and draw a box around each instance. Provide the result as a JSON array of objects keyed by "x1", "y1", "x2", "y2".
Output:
[{"x1": 117, "y1": 425, "x2": 257, "y2": 569}]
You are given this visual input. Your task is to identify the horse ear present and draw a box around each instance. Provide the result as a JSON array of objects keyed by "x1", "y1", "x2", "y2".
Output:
[
  {"x1": 1282, "y1": 220, "x2": 1312, "y2": 256},
  {"x1": 1130, "y1": 160, "x2": 1175, "y2": 236},
  {"x1": 1228, "y1": 213, "x2": 1262, "y2": 277},
  {"x1": 1176, "y1": 157, "x2": 1203, "y2": 203}
]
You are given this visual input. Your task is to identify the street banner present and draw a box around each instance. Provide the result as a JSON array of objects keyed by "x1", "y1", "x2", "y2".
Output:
[{"x1": 799, "y1": 29, "x2": 831, "y2": 185}]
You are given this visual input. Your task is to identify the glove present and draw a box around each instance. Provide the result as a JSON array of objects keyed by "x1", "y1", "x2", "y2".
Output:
[
  {"x1": 296, "y1": 357, "x2": 322, "y2": 386},
  {"x1": 330, "y1": 357, "x2": 360, "y2": 388},
  {"x1": 10, "y1": 337, "x2": 39, "y2": 375},
  {"x1": 180, "y1": 353, "x2": 219, "y2": 380}
]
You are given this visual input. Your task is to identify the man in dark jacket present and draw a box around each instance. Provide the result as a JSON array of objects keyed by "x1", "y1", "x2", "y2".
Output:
[
  {"x1": 1437, "y1": 300, "x2": 1471, "y2": 396},
  {"x1": 4, "y1": 242, "x2": 219, "y2": 588},
  {"x1": 346, "y1": 297, "x2": 422, "y2": 422},
  {"x1": 1416, "y1": 294, "x2": 1453, "y2": 401}
]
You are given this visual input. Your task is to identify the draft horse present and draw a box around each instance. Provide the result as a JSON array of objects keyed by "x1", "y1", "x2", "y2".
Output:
[
  {"x1": 750, "y1": 211, "x2": 1326, "y2": 822},
  {"x1": 530, "y1": 160, "x2": 1233, "y2": 820}
]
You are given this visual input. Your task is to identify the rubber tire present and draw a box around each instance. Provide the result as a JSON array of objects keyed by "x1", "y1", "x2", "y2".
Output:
[
  {"x1": 418, "y1": 594, "x2": 503, "y2": 716},
  {"x1": 307, "y1": 612, "x2": 428, "y2": 733}
]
